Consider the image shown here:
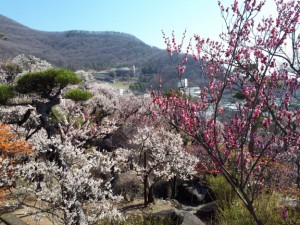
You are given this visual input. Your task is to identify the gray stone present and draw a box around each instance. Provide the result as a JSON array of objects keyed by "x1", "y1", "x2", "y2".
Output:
[
  {"x1": 169, "y1": 199, "x2": 183, "y2": 210},
  {"x1": 195, "y1": 202, "x2": 217, "y2": 222},
  {"x1": 152, "y1": 209, "x2": 205, "y2": 225},
  {"x1": 280, "y1": 197, "x2": 300, "y2": 208},
  {"x1": 280, "y1": 197, "x2": 300, "y2": 213},
  {"x1": 176, "y1": 180, "x2": 214, "y2": 206},
  {"x1": 153, "y1": 180, "x2": 172, "y2": 200},
  {"x1": 112, "y1": 171, "x2": 143, "y2": 201},
  {"x1": 0, "y1": 213, "x2": 28, "y2": 225}
]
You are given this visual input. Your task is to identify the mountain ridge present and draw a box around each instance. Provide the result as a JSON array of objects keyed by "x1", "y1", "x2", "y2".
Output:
[
  {"x1": 0, "y1": 14, "x2": 165, "y2": 70},
  {"x1": 0, "y1": 14, "x2": 205, "y2": 89}
]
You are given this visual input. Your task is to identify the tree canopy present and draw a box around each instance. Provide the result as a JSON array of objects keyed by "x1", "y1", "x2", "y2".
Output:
[
  {"x1": 64, "y1": 88, "x2": 93, "y2": 102},
  {"x1": 15, "y1": 68, "x2": 81, "y2": 98}
]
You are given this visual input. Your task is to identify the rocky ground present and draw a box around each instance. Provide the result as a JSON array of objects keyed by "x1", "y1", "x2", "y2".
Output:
[
  {"x1": 0, "y1": 198, "x2": 204, "y2": 225},
  {"x1": 0, "y1": 177, "x2": 218, "y2": 225}
]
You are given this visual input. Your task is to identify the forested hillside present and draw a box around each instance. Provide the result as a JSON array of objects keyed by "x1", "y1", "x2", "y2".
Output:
[
  {"x1": 0, "y1": 14, "x2": 165, "y2": 69},
  {"x1": 0, "y1": 14, "x2": 205, "y2": 90}
]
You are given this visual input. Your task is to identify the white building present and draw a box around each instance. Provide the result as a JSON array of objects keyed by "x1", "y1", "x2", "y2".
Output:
[
  {"x1": 177, "y1": 79, "x2": 188, "y2": 88},
  {"x1": 177, "y1": 79, "x2": 200, "y2": 98},
  {"x1": 185, "y1": 87, "x2": 201, "y2": 98}
]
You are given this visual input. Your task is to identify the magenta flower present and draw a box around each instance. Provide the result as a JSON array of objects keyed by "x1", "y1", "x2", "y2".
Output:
[{"x1": 178, "y1": 65, "x2": 186, "y2": 74}]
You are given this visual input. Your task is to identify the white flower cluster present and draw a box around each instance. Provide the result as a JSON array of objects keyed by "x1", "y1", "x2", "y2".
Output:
[
  {"x1": 123, "y1": 126, "x2": 197, "y2": 181},
  {"x1": 10, "y1": 135, "x2": 121, "y2": 224},
  {"x1": 0, "y1": 158, "x2": 10, "y2": 188},
  {"x1": 5, "y1": 97, "x2": 123, "y2": 223},
  {"x1": 54, "y1": 99, "x2": 118, "y2": 147},
  {"x1": 0, "y1": 55, "x2": 52, "y2": 86},
  {"x1": 86, "y1": 83, "x2": 120, "y2": 116},
  {"x1": 75, "y1": 70, "x2": 95, "y2": 87},
  {"x1": 12, "y1": 54, "x2": 52, "y2": 73}
]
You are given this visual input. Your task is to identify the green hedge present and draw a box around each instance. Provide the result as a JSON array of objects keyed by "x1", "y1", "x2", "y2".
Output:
[
  {"x1": 15, "y1": 68, "x2": 81, "y2": 94},
  {"x1": 0, "y1": 84, "x2": 14, "y2": 104},
  {"x1": 64, "y1": 88, "x2": 93, "y2": 102}
]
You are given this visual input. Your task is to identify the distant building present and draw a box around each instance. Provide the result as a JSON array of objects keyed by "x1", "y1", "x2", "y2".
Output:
[
  {"x1": 109, "y1": 68, "x2": 117, "y2": 73},
  {"x1": 177, "y1": 79, "x2": 188, "y2": 88},
  {"x1": 132, "y1": 65, "x2": 136, "y2": 75},
  {"x1": 96, "y1": 70, "x2": 110, "y2": 75},
  {"x1": 112, "y1": 67, "x2": 131, "y2": 76},
  {"x1": 177, "y1": 78, "x2": 200, "y2": 98},
  {"x1": 93, "y1": 70, "x2": 111, "y2": 81},
  {"x1": 185, "y1": 87, "x2": 201, "y2": 98}
]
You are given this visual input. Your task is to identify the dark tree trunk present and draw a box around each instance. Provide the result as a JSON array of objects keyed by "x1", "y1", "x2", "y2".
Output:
[
  {"x1": 147, "y1": 185, "x2": 155, "y2": 205},
  {"x1": 296, "y1": 157, "x2": 300, "y2": 189},
  {"x1": 246, "y1": 200, "x2": 264, "y2": 225},
  {"x1": 170, "y1": 176, "x2": 178, "y2": 199},
  {"x1": 33, "y1": 97, "x2": 60, "y2": 138},
  {"x1": 144, "y1": 174, "x2": 148, "y2": 207},
  {"x1": 143, "y1": 151, "x2": 148, "y2": 207}
]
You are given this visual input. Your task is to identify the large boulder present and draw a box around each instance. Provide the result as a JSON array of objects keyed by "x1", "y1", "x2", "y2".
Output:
[
  {"x1": 176, "y1": 180, "x2": 214, "y2": 206},
  {"x1": 153, "y1": 180, "x2": 172, "y2": 200},
  {"x1": 98, "y1": 128, "x2": 129, "y2": 152},
  {"x1": 195, "y1": 202, "x2": 217, "y2": 222},
  {"x1": 111, "y1": 171, "x2": 143, "y2": 201}
]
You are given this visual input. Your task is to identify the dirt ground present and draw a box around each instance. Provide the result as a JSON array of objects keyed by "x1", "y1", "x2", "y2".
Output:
[{"x1": 1, "y1": 198, "x2": 176, "y2": 225}]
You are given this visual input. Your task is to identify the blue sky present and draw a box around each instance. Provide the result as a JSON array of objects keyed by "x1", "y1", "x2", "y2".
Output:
[{"x1": 0, "y1": 0, "x2": 275, "y2": 49}]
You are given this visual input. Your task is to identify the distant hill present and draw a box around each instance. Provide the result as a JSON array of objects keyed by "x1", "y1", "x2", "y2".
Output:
[{"x1": 0, "y1": 14, "x2": 205, "y2": 89}]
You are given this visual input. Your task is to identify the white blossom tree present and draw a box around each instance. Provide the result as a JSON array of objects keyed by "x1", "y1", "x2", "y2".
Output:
[
  {"x1": 0, "y1": 69, "x2": 126, "y2": 224},
  {"x1": 11, "y1": 54, "x2": 52, "y2": 73},
  {"x1": 116, "y1": 126, "x2": 197, "y2": 207},
  {"x1": 0, "y1": 54, "x2": 52, "y2": 85},
  {"x1": 4, "y1": 97, "x2": 123, "y2": 224}
]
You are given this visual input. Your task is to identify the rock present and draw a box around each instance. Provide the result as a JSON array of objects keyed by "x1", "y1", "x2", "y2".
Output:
[
  {"x1": 170, "y1": 199, "x2": 183, "y2": 210},
  {"x1": 98, "y1": 133, "x2": 114, "y2": 151},
  {"x1": 195, "y1": 202, "x2": 217, "y2": 222},
  {"x1": 176, "y1": 180, "x2": 214, "y2": 206},
  {"x1": 0, "y1": 213, "x2": 28, "y2": 225},
  {"x1": 280, "y1": 197, "x2": 300, "y2": 212},
  {"x1": 98, "y1": 128, "x2": 129, "y2": 152},
  {"x1": 280, "y1": 197, "x2": 300, "y2": 207},
  {"x1": 150, "y1": 209, "x2": 205, "y2": 225},
  {"x1": 111, "y1": 171, "x2": 143, "y2": 201},
  {"x1": 153, "y1": 180, "x2": 172, "y2": 200}
]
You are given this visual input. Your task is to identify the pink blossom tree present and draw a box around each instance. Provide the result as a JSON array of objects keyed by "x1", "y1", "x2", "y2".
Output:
[{"x1": 152, "y1": 1, "x2": 300, "y2": 224}]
